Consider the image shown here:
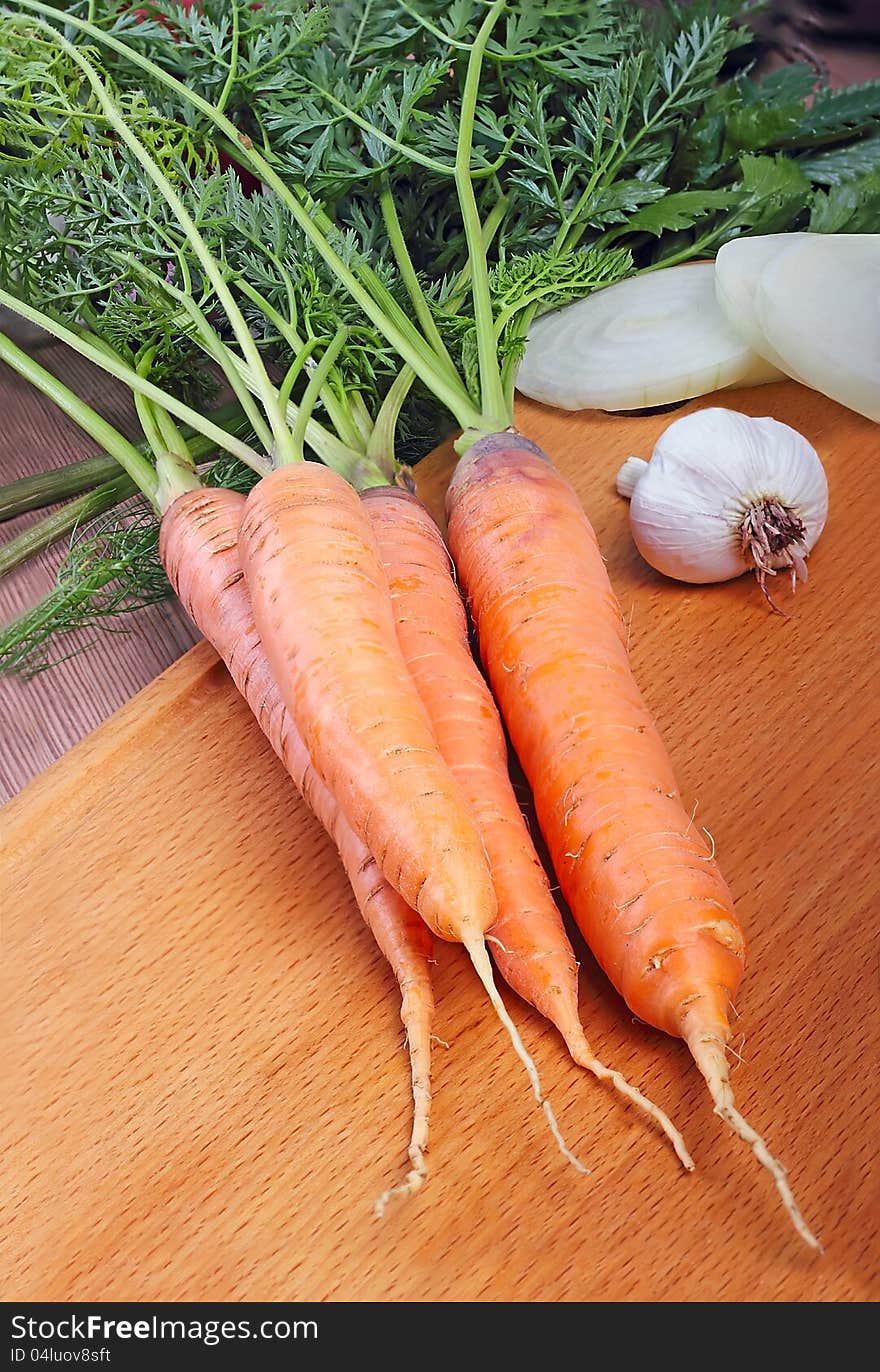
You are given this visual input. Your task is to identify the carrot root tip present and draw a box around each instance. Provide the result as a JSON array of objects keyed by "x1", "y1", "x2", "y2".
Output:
[
  {"x1": 373, "y1": 1149, "x2": 428, "y2": 1221},
  {"x1": 464, "y1": 935, "x2": 588, "y2": 1174},
  {"x1": 688, "y1": 1031, "x2": 822, "y2": 1252},
  {"x1": 543, "y1": 1100, "x2": 591, "y2": 1176},
  {"x1": 568, "y1": 1034, "x2": 694, "y2": 1172}
]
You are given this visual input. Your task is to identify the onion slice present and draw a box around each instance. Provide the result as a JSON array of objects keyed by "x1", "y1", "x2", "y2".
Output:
[
  {"x1": 515, "y1": 262, "x2": 781, "y2": 412},
  {"x1": 714, "y1": 233, "x2": 810, "y2": 375},
  {"x1": 755, "y1": 233, "x2": 880, "y2": 422}
]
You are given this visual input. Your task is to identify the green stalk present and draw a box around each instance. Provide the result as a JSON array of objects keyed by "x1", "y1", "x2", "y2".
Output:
[
  {"x1": 0, "y1": 327, "x2": 160, "y2": 506},
  {"x1": 226, "y1": 352, "x2": 390, "y2": 487},
  {"x1": 289, "y1": 327, "x2": 349, "y2": 464},
  {"x1": 379, "y1": 183, "x2": 459, "y2": 384},
  {"x1": 453, "y1": 0, "x2": 509, "y2": 429},
  {"x1": 320, "y1": 384, "x2": 368, "y2": 456},
  {"x1": 438, "y1": 192, "x2": 509, "y2": 321},
  {"x1": 637, "y1": 223, "x2": 734, "y2": 273},
  {"x1": 347, "y1": 392, "x2": 375, "y2": 449},
  {"x1": 348, "y1": 0, "x2": 374, "y2": 64},
  {"x1": 0, "y1": 291, "x2": 269, "y2": 475},
  {"x1": 0, "y1": 399, "x2": 250, "y2": 522},
  {"x1": 214, "y1": 0, "x2": 240, "y2": 117},
  {"x1": 0, "y1": 473, "x2": 135, "y2": 577},
  {"x1": 277, "y1": 336, "x2": 320, "y2": 413},
  {"x1": 133, "y1": 353, "x2": 199, "y2": 510},
  {"x1": 26, "y1": 18, "x2": 296, "y2": 463},
  {"x1": 366, "y1": 365, "x2": 416, "y2": 469},
  {"x1": 0, "y1": 453, "x2": 121, "y2": 521},
  {"x1": 302, "y1": 198, "x2": 479, "y2": 424},
  {"x1": 0, "y1": 409, "x2": 253, "y2": 579},
  {"x1": 187, "y1": 325, "x2": 275, "y2": 455},
  {"x1": 151, "y1": 401, "x2": 191, "y2": 464},
  {"x1": 132, "y1": 350, "x2": 166, "y2": 461},
  {"x1": 12, "y1": 1, "x2": 484, "y2": 433},
  {"x1": 499, "y1": 308, "x2": 532, "y2": 414},
  {"x1": 493, "y1": 290, "x2": 551, "y2": 342},
  {"x1": 121, "y1": 258, "x2": 276, "y2": 456},
  {"x1": 234, "y1": 278, "x2": 364, "y2": 454}
]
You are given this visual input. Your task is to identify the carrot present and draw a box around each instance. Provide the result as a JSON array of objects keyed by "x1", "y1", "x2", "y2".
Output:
[
  {"x1": 159, "y1": 484, "x2": 434, "y2": 1210},
  {"x1": 238, "y1": 463, "x2": 583, "y2": 1169},
  {"x1": 446, "y1": 433, "x2": 820, "y2": 1249},
  {"x1": 363, "y1": 484, "x2": 692, "y2": 1169}
]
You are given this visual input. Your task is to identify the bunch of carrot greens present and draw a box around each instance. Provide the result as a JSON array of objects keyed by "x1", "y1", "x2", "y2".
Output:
[{"x1": 3, "y1": 0, "x2": 876, "y2": 1245}]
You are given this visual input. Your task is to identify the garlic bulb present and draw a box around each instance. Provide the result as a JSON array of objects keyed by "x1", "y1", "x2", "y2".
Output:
[{"x1": 616, "y1": 408, "x2": 828, "y2": 603}]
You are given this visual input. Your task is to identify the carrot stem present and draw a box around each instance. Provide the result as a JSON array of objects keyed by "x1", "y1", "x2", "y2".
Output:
[
  {"x1": 0, "y1": 292, "x2": 268, "y2": 475},
  {"x1": 133, "y1": 355, "x2": 201, "y2": 511},
  {"x1": 0, "y1": 327, "x2": 160, "y2": 505},
  {"x1": 453, "y1": 0, "x2": 509, "y2": 429},
  {"x1": 0, "y1": 454, "x2": 122, "y2": 521},
  {"x1": 365, "y1": 366, "x2": 416, "y2": 470},
  {"x1": 122, "y1": 259, "x2": 277, "y2": 457},
  {"x1": 0, "y1": 474, "x2": 135, "y2": 578},
  {"x1": 233, "y1": 275, "x2": 365, "y2": 455},
  {"x1": 379, "y1": 183, "x2": 459, "y2": 384},
  {"x1": 287, "y1": 327, "x2": 349, "y2": 464}
]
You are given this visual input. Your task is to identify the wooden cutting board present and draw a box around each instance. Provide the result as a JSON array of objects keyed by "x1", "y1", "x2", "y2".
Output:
[{"x1": 3, "y1": 385, "x2": 878, "y2": 1302}]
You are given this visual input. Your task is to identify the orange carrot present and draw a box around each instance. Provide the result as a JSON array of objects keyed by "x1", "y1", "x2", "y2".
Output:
[
  {"x1": 159, "y1": 485, "x2": 434, "y2": 1209},
  {"x1": 446, "y1": 433, "x2": 819, "y2": 1248},
  {"x1": 363, "y1": 484, "x2": 692, "y2": 1169},
  {"x1": 238, "y1": 463, "x2": 582, "y2": 1169}
]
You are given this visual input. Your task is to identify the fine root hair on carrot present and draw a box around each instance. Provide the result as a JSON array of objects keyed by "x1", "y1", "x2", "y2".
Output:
[
  {"x1": 728, "y1": 1035, "x2": 747, "y2": 1070},
  {"x1": 567, "y1": 1032, "x2": 694, "y2": 1172},
  {"x1": 688, "y1": 1031, "x2": 822, "y2": 1252},
  {"x1": 464, "y1": 936, "x2": 589, "y2": 1176}
]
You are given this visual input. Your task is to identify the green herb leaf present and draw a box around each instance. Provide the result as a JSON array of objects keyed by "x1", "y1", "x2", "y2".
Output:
[
  {"x1": 724, "y1": 101, "x2": 805, "y2": 155},
  {"x1": 0, "y1": 506, "x2": 169, "y2": 678},
  {"x1": 796, "y1": 133, "x2": 880, "y2": 185},
  {"x1": 797, "y1": 81, "x2": 880, "y2": 139},
  {"x1": 624, "y1": 187, "x2": 738, "y2": 236},
  {"x1": 732, "y1": 152, "x2": 813, "y2": 233},
  {"x1": 809, "y1": 171, "x2": 880, "y2": 232}
]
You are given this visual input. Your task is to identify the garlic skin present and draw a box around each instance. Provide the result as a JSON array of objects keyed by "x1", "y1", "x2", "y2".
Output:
[{"x1": 618, "y1": 408, "x2": 828, "y2": 587}]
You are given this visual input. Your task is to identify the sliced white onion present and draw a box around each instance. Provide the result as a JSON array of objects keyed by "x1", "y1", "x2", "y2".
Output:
[
  {"x1": 714, "y1": 233, "x2": 810, "y2": 374},
  {"x1": 515, "y1": 261, "x2": 781, "y2": 412},
  {"x1": 755, "y1": 233, "x2": 880, "y2": 422}
]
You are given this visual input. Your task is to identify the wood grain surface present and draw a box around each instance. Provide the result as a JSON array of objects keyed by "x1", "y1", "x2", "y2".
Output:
[
  {"x1": 2, "y1": 383, "x2": 878, "y2": 1302},
  {"x1": 0, "y1": 334, "x2": 200, "y2": 802}
]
